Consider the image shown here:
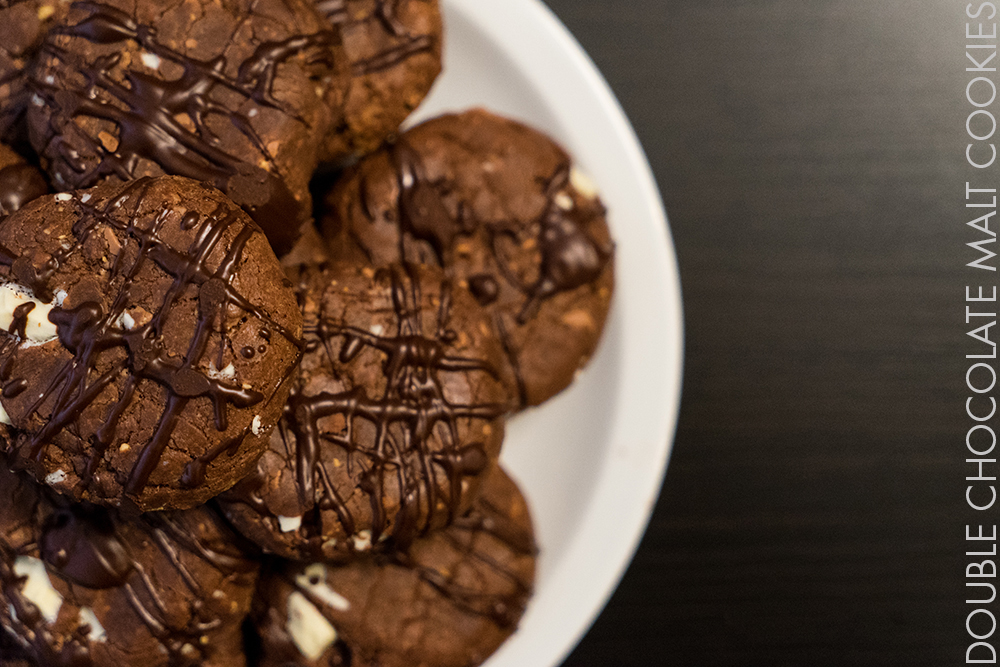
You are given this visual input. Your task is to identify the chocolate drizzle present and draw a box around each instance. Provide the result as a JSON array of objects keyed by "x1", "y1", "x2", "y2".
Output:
[
  {"x1": 0, "y1": 178, "x2": 299, "y2": 502},
  {"x1": 0, "y1": 344, "x2": 26, "y2": 398},
  {"x1": 320, "y1": 0, "x2": 436, "y2": 76},
  {"x1": 32, "y1": 1, "x2": 339, "y2": 251},
  {"x1": 467, "y1": 274, "x2": 499, "y2": 306},
  {"x1": 392, "y1": 139, "x2": 467, "y2": 264},
  {"x1": 7, "y1": 301, "x2": 35, "y2": 340},
  {"x1": 508, "y1": 164, "x2": 612, "y2": 323},
  {"x1": 408, "y1": 493, "x2": 536, "y2": 628},
  {"x1": 262, "y1": 264, "x2": 504, "y2": 555}
]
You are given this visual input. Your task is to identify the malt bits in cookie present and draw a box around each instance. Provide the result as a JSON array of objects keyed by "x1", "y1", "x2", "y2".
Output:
[
  {"x1": 0, "y1": 176, "x2": 303, "y2": 511},
  {"x1": 317, "y1": 0, "x2": 442, "y2": 161},
  {"x1": 0, "y1": 463, "x2": 259, "y2": 667},
  {"x1": 219, "y1": 261, "x2": 514, "y2": 562},
  {"x1": 0, "y1": 0, "x2": 69, "y2": 143},
  {"x1": 322, "y1": 108, "x2": 615, "y2": 407},
  {"x1": 27, "y1": 0, "x2": 349, "y2": 255},
  {"x1": 252, "y1": 465, "x2": 536, "y2": 667},
  {"x1": 0, "y1": 143, "x2": 49, "y2": 217}
]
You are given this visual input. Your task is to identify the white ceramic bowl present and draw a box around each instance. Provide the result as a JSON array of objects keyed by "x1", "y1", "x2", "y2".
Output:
[{"x1": 411, "y1": 1, "x2": 684, "y2": 665}]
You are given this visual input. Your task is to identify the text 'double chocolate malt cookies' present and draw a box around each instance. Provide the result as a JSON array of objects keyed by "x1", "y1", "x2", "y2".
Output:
[
  {"x1": 219, "y1": 261, "x2": 514, "y2": 561},
  {"x1": 317, "y1": 0, "x2": 442, "y2": 161},
  {"x1": 27, "y1": 0, "x2": 349, "y2": 255},
  {"x1": 252, "y1": 465, "x2": 536, "y2": 667},
  {"x1": 0, "y1": 143, "x2": 49, "y2": 217},
  {"x1": 322, "y1": 108, "x2": 615, "y2": 407},
  {"x1": 0, "y1": 463, "x2": 259, "y2": 667},
  {"x1": 0, "y1": 0, "x2": 70, "y2": 143},
  {"x1": 0, "y1": 175, "x2": 303, "y2": 512}
]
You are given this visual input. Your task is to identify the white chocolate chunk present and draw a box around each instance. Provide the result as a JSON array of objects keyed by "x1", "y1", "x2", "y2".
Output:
[
  {"x1": 13, "y1": 557, "x2": 62, "y2": 624},
  {"x1": 351, "y1": 530, "x2": 372, "y2": 552},
  {"x1": 140, "y1": 52, "x2": 161, "y2": 69},
  {"x1": 206, "y1": 362, "x2": 236, "y2": 380},
  {"x1": 0, "y1": 400, "x2": 11, "y2": 425},
  {"x1": 295, "y1": 564, "x2": 350, "y2": 612},
  {"x1": 44, "y1": 469, "x2": 66, "y2": 485},
  {"x1": 278, "y1": 515, "x2": 302, "y2": 533},
  {"x1": 555, "y1": 192, "x2": 574, "y2": 210},
  {"x1": 251, "y1": 415, "x2": 263, "y2": 436},
  {"x1": 0, "y1": 283, "x2": 58, "y2": 343},
  {"x1": 570, "y1": 166, "x2": 600, "y2": 199},
  {"x1": 78, "y1": 607, "x2": 107, "y2": 642},
  {"x1": 117, "y1": 312, "x2": 135, "y2": 330},
  {"x1": 287, "y1": 591, "x2": 337, "y2": 660}
]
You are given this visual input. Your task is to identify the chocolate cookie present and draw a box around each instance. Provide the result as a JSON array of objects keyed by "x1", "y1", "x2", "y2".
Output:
[
  {"x1": 322, "y1": 109, "x2": 615, "y2": 407},
  {"x1": 252, "y1": 465, "x2": 536, "y2": 667},
  {"x1": 0, "y1": 0, "x2": 69, "y2": 144},
  {"x1": 219, "y1": 261, "x2": 513, "y2": 561},
  {"x1": 0, "y1": 625, "x2": 34, "y2": 666},
  {"x1": 0, "y1": 143, "x2": 49, "y2": 218},
  {"x1": 0, "y1": 462, "x2": 259, "y2": 667},
  {"x1": 27, "y1": 0, "x2": 349, "y2": 255},
  {"x1": 318, "y1": 0, "x2": 442, "y2": 160},
  {"x1": 280, "y1": 223, "x2": 333, "y2": 273},
  {"x1": 0, "y1": 175, "x2": 303, "y2": 511}
]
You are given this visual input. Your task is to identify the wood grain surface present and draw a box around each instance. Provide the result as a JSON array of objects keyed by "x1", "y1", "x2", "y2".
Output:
[{"x1": 542, "y1": 1, "x2": 972, "y2": 665}]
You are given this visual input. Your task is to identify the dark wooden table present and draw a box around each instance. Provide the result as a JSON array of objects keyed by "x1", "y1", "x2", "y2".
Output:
[{"x1": 546, "y1": 1, "x2": 971, "y2": 665}]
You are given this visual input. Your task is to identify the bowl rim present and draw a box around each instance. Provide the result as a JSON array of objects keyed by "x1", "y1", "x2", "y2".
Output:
[{"x1": 418, "y1": 1, "x2": 685, "y2": 665}]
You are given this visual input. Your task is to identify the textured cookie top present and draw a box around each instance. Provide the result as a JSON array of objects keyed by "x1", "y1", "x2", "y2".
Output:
[
  {"x1": 0, "y1": 175, "x2": 302, "y2": 511},
  {"x1": 220, "y1": 260, "x2": 513, "y2": 561},
  {"x1": 252, "y1": 466, "x2": 537, "y2": 667},
  {"x1": 0, "y1": 463, "x2": 258, "y2": 667},
  {"x1": 0, "y1": 0, "x2": 70, "y2": 140},
  {"x1": 318, "y1": 0, "x2": 442, "y2": 160},
  {"x1": 27, "y1": 0, "x2": 349, "y2": 254},
  {"x1": 323, "y1": 108, "x2": 615, "y2": 407}
]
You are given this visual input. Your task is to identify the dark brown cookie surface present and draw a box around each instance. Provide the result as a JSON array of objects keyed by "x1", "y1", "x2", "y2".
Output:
[
  {"x1": 0, "y1": 462, "x2": 259, "y2": 667},
  {"x1": 219, "y1": 261, "x2": 513, "y2": 561},
  {"x1": 0, "y1": 175, "x2": 302, "y2": 511},
  {"x1": 252, "y1": 465, "x2": 536, "y2": 667},
  {"x1": 318, "y1": 0, "x2": 442, "y2": 161},
  {"x1": 27, "y1": 0, "x2": 349, "y2": 255},
  {"x1": 0, "y1": 624, "x2": 34, "y2": 666},
  {"x1": 279, "y1": 222, "x2": 333, "y2": 273},
  {"x1": 322, "y1": 109, "x2": 615, "y2": 407},
  {"x1": 0, "y1": 142, "x2": 48, "y2": 217},
  {"x1": 0, "y1": 0, "x2": 68, "y2": 144}
]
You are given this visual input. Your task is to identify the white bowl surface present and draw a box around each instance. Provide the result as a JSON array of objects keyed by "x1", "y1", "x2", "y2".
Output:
[{"x1": 411, "y1": 2, "x2": 684, "y2": 665}]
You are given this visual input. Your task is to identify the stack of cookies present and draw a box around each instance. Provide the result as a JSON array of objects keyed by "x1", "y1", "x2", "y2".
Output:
[{"x1": 0, "y1": 1, "x2": 615, "y2": 666}]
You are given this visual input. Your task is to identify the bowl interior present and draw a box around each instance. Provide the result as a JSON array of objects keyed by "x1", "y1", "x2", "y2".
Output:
[{"x1": 411, "y1": 2, "x2": 684, "y2": 665}]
